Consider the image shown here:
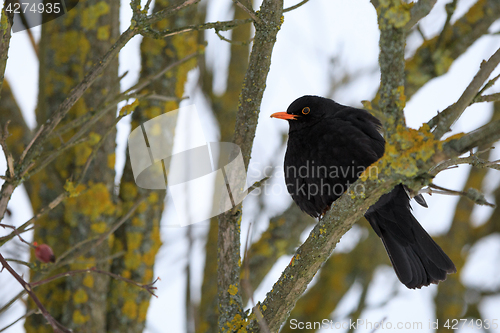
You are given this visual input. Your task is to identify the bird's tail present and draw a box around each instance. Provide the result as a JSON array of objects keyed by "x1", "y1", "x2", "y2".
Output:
[{"x1": 365, "y1": 185, "x2": 456, "y2": 289}]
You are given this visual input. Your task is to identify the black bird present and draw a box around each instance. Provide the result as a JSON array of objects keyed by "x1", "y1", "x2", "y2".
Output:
[{"x1": 271, "y1": 95, "x2": 456, "y2": 289}]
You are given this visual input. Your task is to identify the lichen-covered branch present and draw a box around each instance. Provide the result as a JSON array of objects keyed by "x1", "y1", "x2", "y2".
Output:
[
  {"x1": 197, "y1": 3, "x2": 253, "y2": 332},
  {"x1": 373, "y1": 0, "x2": 411, "y2": 137},
  {"x1": 280, "y1": 230, "x2": 382, "y2": 333},
  {"x1": 217, "y1": 0, "x2": 283, "y2": 331},
  {"x1": 241, "y1": 205, "x2": 313, "y2": 305}
]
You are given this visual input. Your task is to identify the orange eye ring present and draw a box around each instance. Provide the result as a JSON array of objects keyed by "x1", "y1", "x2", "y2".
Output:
[{"x1": 302, "y1": 107, "x2": 310, "y2": 115}]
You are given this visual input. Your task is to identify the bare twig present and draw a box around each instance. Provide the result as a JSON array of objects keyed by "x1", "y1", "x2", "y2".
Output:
[
  {"x1": 17, "y1": 28, "x2": 137, "y2": 173},
  {"x1": 428, "y1": 47, "x2": 500, "y2": 139},
  {"x1": 30, "y1": 267, "x2": 160, "y2": 297},
  {"x1": 423, "y1": 184, "x2": 495, "y2": 207},
  {"x1": 0, "y1": 254, "x2": 72, "y2": 333},
  {"x1": 215, "y1": 29, "x2": 253, "y2": 45},
  {"x1": 435, "y1": 0, "x2": 457, "y2": 50},
  {"x1": 431, "y1": 148, "x2": 499, "y2": 175},
  {"x1": 0, "y1": 193, "x2": 66, "y2": 246},
  {"x1": 233, "y1": 0, "x2": 262, "y2": 24},
  {"x1": 404, "y1": 0, "x2": 436, "y2": 31},
  {"x1": 0, "y1": 223, "x2": 35, "y2": 247},
  {"x1": 0, "y1": 309, "x2": 37, "y2": 333},
  {"x1": 55, "y1": 196, "x2": 145, "y2": 266},
  {"x1": 476, "y1": 72, "x2": 500, "y2": 97},
  {"x1": 473, "y1": 92, "x2": 500, "y2": 104},
  {"x1": 124, "y1": 51, "x2": 201, "y2": 95},
  {"x1": 247, "y1": 176, "x2": 270, "y2": 194},
  {"x1": 139, "y1": 18, "x2": 252, "y2": 39},
  {"x1": 283, "y1": 0, "x2": 309, "y2": 13},
  {"x1": 143, "y1": 0, "x2": 201, "y2": 26},
  {"x1": 443, "y1": 119, "x2": 500, "y2": 156},
  {"x1": 19, "y1": 125, "x2": 44, "y2": 164}
]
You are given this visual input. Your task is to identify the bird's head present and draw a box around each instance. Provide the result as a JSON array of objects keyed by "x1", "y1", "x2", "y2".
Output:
[{"x1": 270, "y1": 95, "x2": 334, "y2": 130}]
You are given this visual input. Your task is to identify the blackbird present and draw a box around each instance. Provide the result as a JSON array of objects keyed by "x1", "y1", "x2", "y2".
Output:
[{"x1": 271, "y1": 95, "x2": 456, "y2": 289}]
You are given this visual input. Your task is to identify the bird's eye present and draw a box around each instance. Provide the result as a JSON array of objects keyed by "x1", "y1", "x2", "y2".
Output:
[{"x1": 302, "y1": 107, "x2": 310, "y2": 115}]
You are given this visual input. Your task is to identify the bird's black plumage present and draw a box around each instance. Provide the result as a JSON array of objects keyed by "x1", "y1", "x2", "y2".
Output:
[{"x1": 272, "y1": 95, "x2": 456, "y2": 289}]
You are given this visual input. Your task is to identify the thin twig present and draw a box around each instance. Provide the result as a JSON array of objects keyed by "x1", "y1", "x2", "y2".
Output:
[
  {"x1": 283, "y1": 0, "x2": 309, "y2": 13},
  {"x1": 144, "y1": 0, "x2": 201, "y2": 26},
  {"x1": 215, "y1": 29, "x2": 253, "y2": 45},
  {"x1": 30, "y1": 267, "x2": 160, "y2": 297},
  {"x1": 428, "y1": 47, "x2": 500, "y2": 139},
  {"x1": 424, "y1": 184, "x2": 495, "y2": 207},
  {"x1": 404, "y1": 0, "x2": 436, "y2": 31},
  {"x1": 0, "y1": 254, "x2": 72, "y2": 333},
  {"x1": 232, "y1": 0, "x2": 262, "y2": 24},
  {"x1": 0, "y1": 193, "x2": 66, "y2": 246},
  {"x1": 55, "y1": 197, "x2": 145, "y2": 266},
  {"x1": 0, "y1": 309, "x2": 37, "y2": 333},
  {"x1": 0, "y1": 223, "x2": 35, "y2": 247},
  {"x1": 124, "y1": 51, "x2": 201, "y2": 95},
  {"x1": 19, "y1": 125, "x2": 44, "y2": 164},
  {"x1": 435, "y1": 0, "x2": 457, "y2": 50},
  {"x1": 139, "y1": 18, "x2": 252, "y2": 40},
  {"x1": 473, "y1": 92, "x2": 500, "y2": 104},
  {"x1": 430, "y1": 148, "x2": 499, "y2": 175}
]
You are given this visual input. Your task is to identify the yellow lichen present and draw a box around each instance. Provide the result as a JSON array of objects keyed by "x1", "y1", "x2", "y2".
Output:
[
  {"x1": 124, "y1": 252, "x2": 142, "y2": 270},
  {"x1": 72, "y1": 310, "x2": 89, "y2": 324},
  {"x1": 97, "y1": 25, "x2": 110, "y2": 41},
  {"x1": 73, "y1": 289, "x2": 89, "y2": 304},
  {"x1": 147, "y1": 192, "x2": 159, "y2": 204},
  {"x1": 228, "y1": 284, "x2": 238, "y2": 296},
  {"x1": 90, "y1": 221, "x2": 107, "y2": 234},
  {"x1": 126, "y1": 231, "x2": 143, "y2": 251},
  {"x1": 65, "y1": 182, "x2": 115, "y2": 222},
  {"x1": 108, "y1": 153, "x2": 116, "y2": 169},
  {"x1": 83, "y1": 274, "x2": 94, "y2": 288},
  {"x1": 121, "y1": 182, "x2": 138, "y2": 201},
  {"x1": 138, "y1": 300, "x2": 150, "y2": 322},
  {"x1": 119, "y1": 99, "x2": 140, "y2": 117},
  {"x1": 122, "y1": 300, "x2": 138, "y2": 319},
  {"x1": 81, "y1": 1, "x2": 110, "y2": 30},
  {"x1": 465, "y1": 2, "x2": 484, "y2": 24}
]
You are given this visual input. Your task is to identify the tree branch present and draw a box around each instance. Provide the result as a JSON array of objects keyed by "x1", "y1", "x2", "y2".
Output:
[
  {"x1": 374, "y1": 0, "x2": 410, "y2": 138},
  {"x1": 0, "y1": 254, "x2": 72, "y2": 333},
  {"x1": 404, "y1": 0, "x2": 436, "y2": 31},
  {"x1": 217, "y1": 0, "x2": 283, "y2": 331},
  {"x1": 429, "y1": 47, "x2": 500, "y2": 139},
  {"x1": 443, "y1": 118, "x2": 500, "y2": 156}
]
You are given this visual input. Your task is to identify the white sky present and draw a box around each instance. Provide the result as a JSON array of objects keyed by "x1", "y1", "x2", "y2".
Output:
[{"x1": 1, "y1": 0, "x2": 500, "y2": 332}]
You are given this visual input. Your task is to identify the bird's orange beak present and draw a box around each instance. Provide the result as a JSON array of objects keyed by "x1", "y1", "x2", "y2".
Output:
[{"x1": 270, "y1": 112, "x2": 298, "y2": 120}]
